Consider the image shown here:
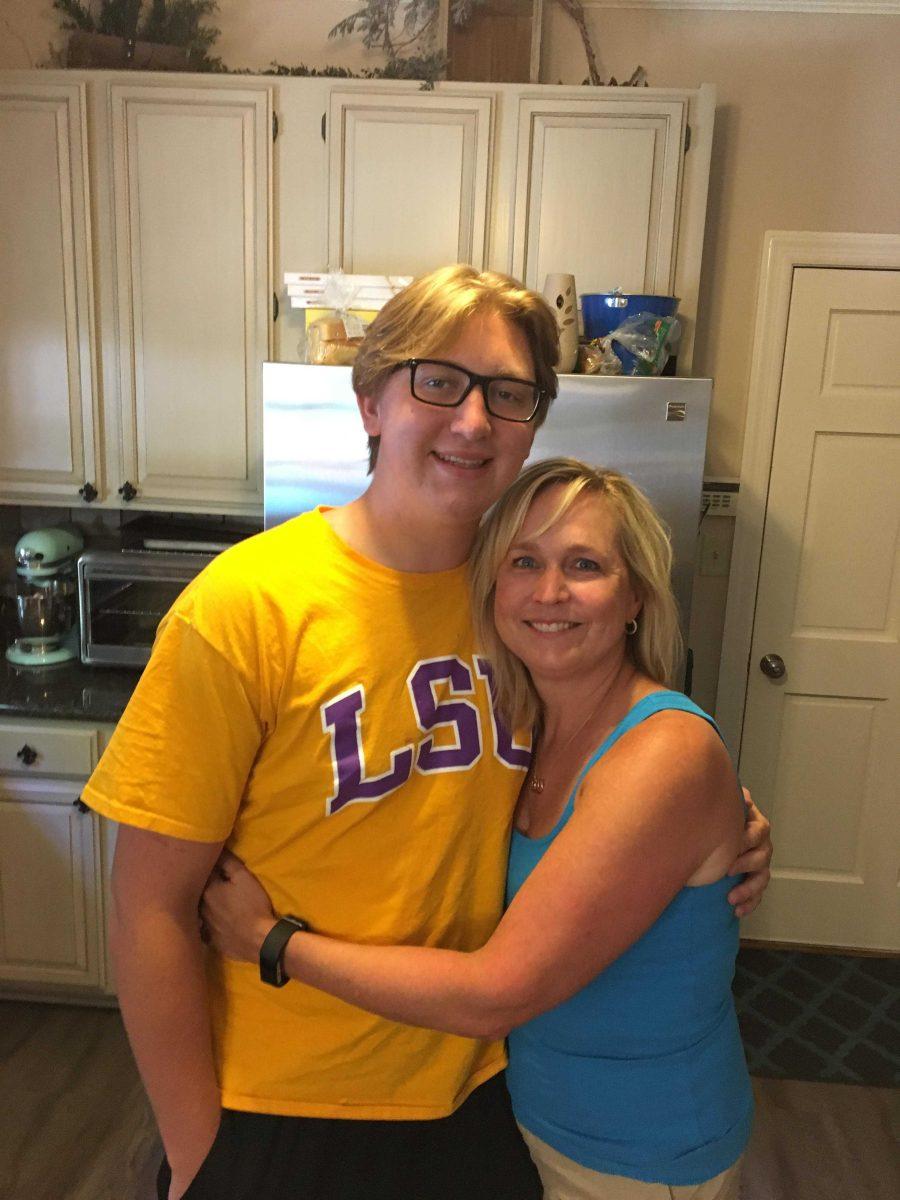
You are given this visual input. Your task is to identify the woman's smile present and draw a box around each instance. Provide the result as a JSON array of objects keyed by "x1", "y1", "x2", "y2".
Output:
[{"x1": 494, "y1": 485, "x2": 640, "y2": 684}]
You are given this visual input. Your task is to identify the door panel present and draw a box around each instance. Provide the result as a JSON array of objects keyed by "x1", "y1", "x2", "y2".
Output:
[
  {"x1": 793, "y1": 434, "x2": 898, "y2": 632},
  {"x1": 0, "y1": 82, "x2": 98, "y2": 502},
  {"x1": 511, "y1": 98, "x2": 686, "y2": 296},
  {"x1": 110, "y1": 85, "x2": 270, "y2": 510},
  {"x1": 328, "y1": 91, "x2": 493, "y2": 275},
  {"x1": 739, "y1": 267, "x2": 900, "y2": 950},
  {"x1": 0, "y1": 782, "x2": 102, "y2": 988}
]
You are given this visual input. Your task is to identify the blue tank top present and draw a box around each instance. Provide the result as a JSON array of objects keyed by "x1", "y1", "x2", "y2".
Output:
[{"x1": 506, "y1": 691, "x2": 753, "y2": 1187}]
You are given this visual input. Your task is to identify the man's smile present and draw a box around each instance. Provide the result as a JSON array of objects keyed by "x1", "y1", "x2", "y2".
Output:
[{"x1": 433, "y1": 451, "x2": 491, "y2": 469}]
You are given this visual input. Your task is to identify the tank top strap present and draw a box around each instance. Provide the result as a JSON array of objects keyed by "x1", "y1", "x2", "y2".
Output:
[
  {"x1": 577, "y1": 690, "x2": 716, "y2": 781},
  {"x1": 548, "y1": 691, "x2": 720, "y2": 838}
]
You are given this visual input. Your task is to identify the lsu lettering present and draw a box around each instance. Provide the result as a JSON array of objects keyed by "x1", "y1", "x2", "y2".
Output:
[{"x1": 321, "y1": 655, "x2": 532, "y2": 816}]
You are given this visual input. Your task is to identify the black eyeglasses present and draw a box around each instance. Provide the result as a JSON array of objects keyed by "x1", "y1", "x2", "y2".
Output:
[{"x1": 400, "y1": 359, "x2": 543, "y2": 423}]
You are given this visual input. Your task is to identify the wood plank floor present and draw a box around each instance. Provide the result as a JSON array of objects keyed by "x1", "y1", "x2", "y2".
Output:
[
  {"x1": 0, "y1": 1001, "x2": 160, "y2": 1200},
  {"x1": 1, "y1": 999, "x2": 897, "y2": 1199}
]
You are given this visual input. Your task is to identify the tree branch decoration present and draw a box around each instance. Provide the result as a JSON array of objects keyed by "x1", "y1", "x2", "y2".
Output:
[{"x1": 330, "y1": 0, "x2": 646, "y2": 88}]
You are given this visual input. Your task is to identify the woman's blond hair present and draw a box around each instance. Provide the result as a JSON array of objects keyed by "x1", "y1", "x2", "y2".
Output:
[
  {"x1": 470, "y1": 457, "x2": 684, "y2": 731},
  {"x1": 352, "y1": 264, "x2": 560, "y2": 469}
]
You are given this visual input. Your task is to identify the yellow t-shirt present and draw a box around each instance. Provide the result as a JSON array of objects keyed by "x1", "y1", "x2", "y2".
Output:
[{"x1": 83, "y1": 509, "x2": 531, "y2": 1119}]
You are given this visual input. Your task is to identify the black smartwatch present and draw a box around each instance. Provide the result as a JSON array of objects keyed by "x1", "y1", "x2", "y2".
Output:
[{"x1": 259, "y1": 914, "x2": 308, "y2": 987}]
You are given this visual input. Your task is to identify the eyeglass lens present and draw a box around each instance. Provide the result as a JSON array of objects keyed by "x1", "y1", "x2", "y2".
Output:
[{"x1": 411, "y1": 361, "x2": 538, "y2": 422}]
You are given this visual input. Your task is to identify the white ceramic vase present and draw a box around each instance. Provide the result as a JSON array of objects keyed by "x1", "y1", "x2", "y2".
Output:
[{"x1": 542, "y1": 273, "x2": 579, "y2": 374}]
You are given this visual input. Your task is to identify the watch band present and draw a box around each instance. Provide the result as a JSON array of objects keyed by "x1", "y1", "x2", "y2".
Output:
[{"x1": 259, "y1": 914, "x2": 308, "y2": 987}]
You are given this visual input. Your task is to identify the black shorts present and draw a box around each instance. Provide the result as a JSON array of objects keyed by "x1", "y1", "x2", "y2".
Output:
[{"x1": 156, "y1": 1072, "x2": 541, "y2": 1200}]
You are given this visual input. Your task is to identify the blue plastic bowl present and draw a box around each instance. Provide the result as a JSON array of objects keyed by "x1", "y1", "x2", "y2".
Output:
[{"x1": 581, "y1": 292, "x2": 679, "y2": 340}]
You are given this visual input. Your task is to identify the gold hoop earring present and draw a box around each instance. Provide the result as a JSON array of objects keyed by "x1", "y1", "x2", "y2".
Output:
[{"x1": 625, "y1": 618, "x2": 638, "y2": 635}]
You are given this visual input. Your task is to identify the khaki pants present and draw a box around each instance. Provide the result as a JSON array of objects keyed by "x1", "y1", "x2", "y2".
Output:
[{"x1": 518, "y1": 1126, "x2": 743, "y2": 1200}]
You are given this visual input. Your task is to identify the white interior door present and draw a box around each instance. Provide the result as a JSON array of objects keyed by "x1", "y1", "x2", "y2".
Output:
[{"x1": 739, "y1": 267, "x2": 900, "y2": 950}]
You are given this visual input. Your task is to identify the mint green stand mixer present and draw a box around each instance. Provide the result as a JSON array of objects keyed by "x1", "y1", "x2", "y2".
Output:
[{"x1": 7, "y1": 528, "x2": 85, "y2": 667}]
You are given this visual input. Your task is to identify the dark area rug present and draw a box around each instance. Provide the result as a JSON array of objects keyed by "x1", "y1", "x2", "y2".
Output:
[{"x1": 733, "y1": 947, "x2": 899, "y2": 1087}]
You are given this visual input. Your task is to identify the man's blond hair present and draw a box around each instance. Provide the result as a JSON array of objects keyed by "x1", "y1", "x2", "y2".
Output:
[{"x1": 352, "y1": 265, "x2": 560, "y2": 470}]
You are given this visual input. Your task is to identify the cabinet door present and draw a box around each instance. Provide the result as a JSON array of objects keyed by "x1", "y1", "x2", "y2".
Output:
[
  {"x1": 100, "y1": 816, "x2": 118, "y2": 995},
  {"x1": 511, "y1": 95, "x2": 688, "y2": 299},
  {"x1": 328, "y1": 90, "x2": 493, "y2": 275},
  {"x1": 0, "y1": 82, "x2": 100, "y2": 505},
  {"x1": 109, "y1": 84, "x2": 271, "y2": 511},
  {"x1": 0, "y1": 780, "x2": 102, "y2": 989}
]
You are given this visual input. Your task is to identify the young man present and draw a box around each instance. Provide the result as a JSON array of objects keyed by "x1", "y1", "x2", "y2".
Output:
[{"x1": 83, "y1": 266, "x2": 771, "y2": 1200}]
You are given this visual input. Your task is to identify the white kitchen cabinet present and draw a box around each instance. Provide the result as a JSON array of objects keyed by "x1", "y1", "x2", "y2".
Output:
[
  {"x1": 511, "y1": 95, "x2": 687, "y2": 296},
  {"x1": 0, "y1": 722, "x2": 99, "y2": 776},
  {"x1": 322, "y1": 81, "x2": 712, "y2": 372},
  {"x1": 0, "y1": 71, "x2": 713, "y2": 512},
  {"x1": 502, "y1": 85, "x2": 713, "y2": 372},
  {"x1": 327, "y1": 89, "x2": 494, "y2": 276},
  {"x1": 0, "y1": 778, "x2": 103, "y2": 991},
  {"x1": 108, "y1": 83, "x2": 272, "y2": 511},
  {"x1": 0, "y1": 718, "x2": 113, "y2": 998},
  {"x1": 0, "y1": 73, "x2": 272, "y2": 515},
  {"x1": 0, "y1": 81, "x2": 100, "y2": 504}
]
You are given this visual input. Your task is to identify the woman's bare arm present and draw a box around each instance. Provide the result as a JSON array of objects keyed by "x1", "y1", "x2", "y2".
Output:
[{"x1": 203, "y1": 713, "x2": 741, "y2": 1040}]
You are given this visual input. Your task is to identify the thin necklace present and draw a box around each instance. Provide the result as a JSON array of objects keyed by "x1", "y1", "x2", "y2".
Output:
[{"x1": 529, "y1": 705, "x2": 601, "y2": 794}]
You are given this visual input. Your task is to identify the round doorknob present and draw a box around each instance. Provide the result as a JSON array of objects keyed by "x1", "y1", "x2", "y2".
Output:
[{"x1": 760, "y1": 653, "x2": 786, "y2": 679}]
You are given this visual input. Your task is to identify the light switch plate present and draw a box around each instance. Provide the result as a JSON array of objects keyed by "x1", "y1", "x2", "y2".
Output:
[{"x1": 699, "y1": 524, "x2": 733, "y2": 577}]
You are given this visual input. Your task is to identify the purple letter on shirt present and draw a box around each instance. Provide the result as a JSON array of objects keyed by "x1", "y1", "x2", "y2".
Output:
[
  {"x1": 321, "y1": 686, "x2": 414, "y2": 816},
  {"x1": 475, "y1": 657, "x2": 532, "y2": 770},
  {"x1": 409, "y1": 657, "x2": 481, "y2": 772}
]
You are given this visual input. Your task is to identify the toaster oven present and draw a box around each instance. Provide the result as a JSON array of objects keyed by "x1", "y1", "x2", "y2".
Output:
[{"x1": 77, "y1": 550, "x2": 214, "y2": 667}]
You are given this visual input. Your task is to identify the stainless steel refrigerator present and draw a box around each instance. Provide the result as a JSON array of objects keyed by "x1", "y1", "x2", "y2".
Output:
[{"x1": 263, "y1": 364, "x2": 711, "y2": 682}]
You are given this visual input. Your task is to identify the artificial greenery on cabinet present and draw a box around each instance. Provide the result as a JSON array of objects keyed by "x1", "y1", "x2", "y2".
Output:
[
  {"x1": 53, "y1": 0, "x2": 222, "y2": 69},
  {"x1": 330, "y1": 0, "x2": 643, "y2": 88}
]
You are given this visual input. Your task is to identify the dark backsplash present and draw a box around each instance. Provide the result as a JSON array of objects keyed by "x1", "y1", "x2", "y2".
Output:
[{"x1": 1, "y1": 504, "x2": 262, "y2": 599}]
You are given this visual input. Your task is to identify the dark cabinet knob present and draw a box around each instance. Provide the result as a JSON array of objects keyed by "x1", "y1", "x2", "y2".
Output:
[
  {"x1": 759, "y1": 653, "x2": 786, "y2": 679},
  {"x1": 78, "y1": 481, "x2": 98, "y2": 503},
  {"x1": 118, "y1": 481, "x2": 137, "y2": 502},
  {"x1": 16, "y1": 744, "x2": 38, "y2": 766},
  {"x1": 73, "y1": 798, "x2": 90, "y2": 814}
]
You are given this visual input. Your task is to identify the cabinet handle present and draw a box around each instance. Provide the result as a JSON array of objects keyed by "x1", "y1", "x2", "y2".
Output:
[
  {"x1": 78, "y1": 481, "x2": 98, "y2": 503},
  {"x1": 16, "y1": 744, "x2": 38, "y2": 766},
  {"x1": 118, "y1": 481, "x2": 137, "y2": 502},
  {"x1": 73, "y1": 798, "x2": 90, "y2": 814},
  {"x1": 273, "y1": 292, "x2": 279, "y2": 322}
]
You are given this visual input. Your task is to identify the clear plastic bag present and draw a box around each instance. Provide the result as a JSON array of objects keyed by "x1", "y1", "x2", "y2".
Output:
[
  {"x1": 609, "y1": 313, "x2": 681, "y2": 376},
  {"x1": 579, "y1": 337, "x2": 623, "y2": 376},
  {"x1": 303, "y1": 270, "x2": 369, "y2": 365}
]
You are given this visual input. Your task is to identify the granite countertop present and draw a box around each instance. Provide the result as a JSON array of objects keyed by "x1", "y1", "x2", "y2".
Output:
[
  {"x1": 0, "y1": 601, "x2": 138, "y2": 722},
  {"x1": 0, "y1": 651, "x2": 141, "y2": 724}
]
